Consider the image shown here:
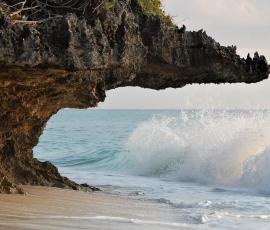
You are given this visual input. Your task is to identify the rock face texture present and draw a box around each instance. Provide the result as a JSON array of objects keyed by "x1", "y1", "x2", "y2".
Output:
[{"x1": 0, "y1": 0, "x2": 269, "y2": 193}]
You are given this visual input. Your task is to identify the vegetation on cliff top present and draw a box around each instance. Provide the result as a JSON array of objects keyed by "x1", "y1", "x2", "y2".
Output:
[
  {"x1": 1, "y1": 0, "x2": 173, "y2": 26},
  {"x1": 138, "y1": 0, "x2": 173, "y2": 25},
  {"x1": 104, "y1": 0, "x2": 173, "y2": 25}
]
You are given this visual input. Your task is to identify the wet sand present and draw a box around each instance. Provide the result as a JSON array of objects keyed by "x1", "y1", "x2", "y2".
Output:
[{"x1": 0, "y1": 186, "x2": 187, "y2": 230}]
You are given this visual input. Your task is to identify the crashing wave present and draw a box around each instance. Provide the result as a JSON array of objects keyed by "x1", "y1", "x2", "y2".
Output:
[{"x1": 124, "y1": 110, "x2": 270, "y2": 194}]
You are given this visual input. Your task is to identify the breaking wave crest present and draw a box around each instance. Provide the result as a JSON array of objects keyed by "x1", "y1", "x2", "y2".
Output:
[{"x1": 124, "y1": 110, "x2": 270, "y2": 193}]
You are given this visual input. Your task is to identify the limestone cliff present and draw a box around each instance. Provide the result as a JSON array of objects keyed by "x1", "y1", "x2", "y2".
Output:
[{"x1": 0, "y1": 0, "x2": 269, "y2": 193}]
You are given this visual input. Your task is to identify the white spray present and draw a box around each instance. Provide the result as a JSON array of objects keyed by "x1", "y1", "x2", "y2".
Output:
[{"x1": 125, "y1": 110, "x2": 270, "y2": 193}]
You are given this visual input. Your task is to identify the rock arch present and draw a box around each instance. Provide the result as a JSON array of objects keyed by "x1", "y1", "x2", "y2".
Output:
[{"x1": 0, "y1": 0, "x2": 268, "y2": 193}]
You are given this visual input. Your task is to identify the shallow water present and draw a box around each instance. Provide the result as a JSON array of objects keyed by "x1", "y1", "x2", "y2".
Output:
[{"x1": 35, "y1": 109, "x2": 270, "y2": 229}]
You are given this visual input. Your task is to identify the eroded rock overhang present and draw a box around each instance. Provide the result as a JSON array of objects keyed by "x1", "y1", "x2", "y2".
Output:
[{"x1": 0, "y1": 0, "x2": 269, "y2": 193}]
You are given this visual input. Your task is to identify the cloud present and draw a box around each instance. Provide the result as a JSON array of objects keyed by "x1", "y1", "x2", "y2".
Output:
[
  {"x1": 187, "y1": 0, "x2": 262, "y2": 25},
  {"x1": 164, "y1": 0, "x2": 269, "y2": 27}
]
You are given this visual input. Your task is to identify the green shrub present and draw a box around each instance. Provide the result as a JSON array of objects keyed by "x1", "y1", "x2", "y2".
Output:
[
  {"x1": 105, "y1": 0, "x2": 115, "y2": 9},
  {"x1": 138, "y1": 0, "x2": 173, "y2": 26}
]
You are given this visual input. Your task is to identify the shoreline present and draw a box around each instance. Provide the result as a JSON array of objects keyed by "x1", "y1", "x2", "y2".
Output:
[{"x1": 0, "y1": 186, "x2": 187, "y2": 230}]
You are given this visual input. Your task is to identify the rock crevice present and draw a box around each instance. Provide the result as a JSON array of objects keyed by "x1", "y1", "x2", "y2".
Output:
[{"x1": 0, "y1": 0, "x2": 269, "y2": 193}]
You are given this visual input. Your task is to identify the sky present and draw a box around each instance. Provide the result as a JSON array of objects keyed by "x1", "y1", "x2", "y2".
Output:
[{"x1": 99, "y1": 0, "x2": 270, "y2": 109}]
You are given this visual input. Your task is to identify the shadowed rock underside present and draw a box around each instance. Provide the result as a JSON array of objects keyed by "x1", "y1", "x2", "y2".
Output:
[{"x1": 0, "y1": 0, "x2": 269, "y2": 193}]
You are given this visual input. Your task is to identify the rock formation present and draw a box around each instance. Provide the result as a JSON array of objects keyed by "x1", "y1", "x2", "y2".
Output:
[{"x1": 0, "y1": 0, "x2": 269, "y2": 193}]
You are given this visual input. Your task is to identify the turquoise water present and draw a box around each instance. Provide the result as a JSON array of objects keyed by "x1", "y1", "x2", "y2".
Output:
[{"x1": 35, "y1": 109, "x2": 270, "y2": 229}]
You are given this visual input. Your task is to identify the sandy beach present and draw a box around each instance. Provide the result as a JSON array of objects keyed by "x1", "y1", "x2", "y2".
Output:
[{"x1": 0, "y1": 186, "x2": 187, "y2": 230}]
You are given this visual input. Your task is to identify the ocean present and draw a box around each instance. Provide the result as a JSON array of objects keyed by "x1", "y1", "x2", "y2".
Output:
[{"x1": 34, "y1": 109, "x2": 270, "y2": 229}]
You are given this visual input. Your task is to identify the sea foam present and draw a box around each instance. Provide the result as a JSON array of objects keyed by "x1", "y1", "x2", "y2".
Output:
[{"x1": 124, "y1": 110, "x2": 270, "y2": 193}]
